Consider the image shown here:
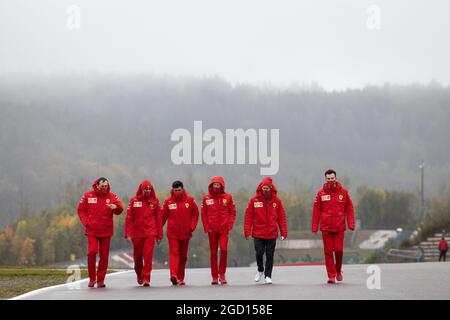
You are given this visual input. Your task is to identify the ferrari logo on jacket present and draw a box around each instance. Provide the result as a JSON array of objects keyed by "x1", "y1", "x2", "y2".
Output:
[
  {"x1": 169, "y1": 203, "x2": 177, "y2": 210},
  {"x1": 321, "y1": 195, "x2": 331, "y2": 201},
  {"x1": 339, "y1": 195, "x2": 344, "y2": 201},
  {"x1": 106, "y1": 199, "x2": 110, "y2": 204},
  {"x1": 223, "y1": 198, "x2": 227, "y2": 204},
  {"x1": 133, "y1": 202, "x2": 142, "y2": 207},
  {"x1": 185, "y1": 203, "x2": 190, "y2": 208},
  {"x1": 206, "y1": 199, "x2": 214, "y2": 205},
  {"x1": 88, "y1": 198, "x2": 97, "y2": 204}
]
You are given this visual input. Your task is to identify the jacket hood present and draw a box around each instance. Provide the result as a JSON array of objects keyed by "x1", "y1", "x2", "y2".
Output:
[
  {"x1": 136, "y1": 180, "x2": 157, "y2": 199},
  {"x1": 208, "y1": 176, "x2": 225, "y2": 194},
  {"x1": 256, "y1": 177, "x2": 277, "y2": 197},
  {"x1": 92, "y1": 178, "x2": 110, "y2": 195}
]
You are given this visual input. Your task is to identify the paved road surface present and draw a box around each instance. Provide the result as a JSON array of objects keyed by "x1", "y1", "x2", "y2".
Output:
[{"x1": 11, "y1": 262, "x2": 450, "y2": 300}]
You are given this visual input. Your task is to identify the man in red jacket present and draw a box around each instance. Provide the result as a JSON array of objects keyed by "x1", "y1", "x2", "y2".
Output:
[
  {"x1": 77, "y1": 177, "x2": 124, "y2": 288},
  {"x1": 201, "y1": 176, "x2": 236, "y2": 285},
  {"x1": 312, "y1": 169, "x2": 355, "y2": 284},
  {"x1": 244, "y1": 177, "x2": 288, "y2": 284},
  {"x1": 438, "y1": 236, "x2": 448, "y2": 262},
  {"x1": 125, "y1": 180, "x2": 163, "y2": 286},
  {"x1": 162, "y1": 181, "x2": 199, "y2": 286}
]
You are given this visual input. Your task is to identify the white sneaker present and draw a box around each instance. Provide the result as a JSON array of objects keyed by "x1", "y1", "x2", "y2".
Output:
[
  {"x1": 265, "y1": 276, "x2": 272, "y2": 284},
  {"x1": 254, "y1": 272, "x2": 264, "y2": 282}
]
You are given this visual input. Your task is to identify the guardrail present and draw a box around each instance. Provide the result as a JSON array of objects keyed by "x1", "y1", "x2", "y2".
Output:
[{"x1": 385, "y1": 248, "x2": 424, "y2": 262}]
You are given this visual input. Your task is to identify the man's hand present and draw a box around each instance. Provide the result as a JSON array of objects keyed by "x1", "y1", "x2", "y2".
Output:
[
  {"x1": 280, "y1": 236, "x2": 285, "y2": 241},
  {"x1": 126, "y1": 237, "x2": 132, "y2": 242},
  {"x1": 108, "y1": 204, "x2": 118, "y2": 210},
  {"x1": 156, "y1": 239, "x2": 162, "y2": 245},
  {"x1": 245, "y1": 236, "x2": 249, "y2": 240}
]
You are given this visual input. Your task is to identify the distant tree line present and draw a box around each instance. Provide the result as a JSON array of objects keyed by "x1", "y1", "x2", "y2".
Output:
[{"x1": 1, "y1": 77, "x2": 449, "y2": 226}]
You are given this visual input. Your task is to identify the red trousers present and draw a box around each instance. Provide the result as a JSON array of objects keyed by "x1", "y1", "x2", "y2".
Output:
[
  {"x1": 132, "y1": 236, "x2": 156, "y2": 282},
  {"x1": 208, "y1": 231, "x2": 229, "y2": 278},
  {"x1": 87, "y1": 236, "x2": 111, "y2": 282},
  {"x1": 321, "y1": 231, "x2": 345, "y2": 279},
  {"x1": 168, "y1": 237, "x2": 190, "y2": 281}
]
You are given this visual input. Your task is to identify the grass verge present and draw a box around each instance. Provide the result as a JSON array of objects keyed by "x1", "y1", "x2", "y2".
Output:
[{"x1": 0, "y1": 267, "x2": 116, "y2": 299}]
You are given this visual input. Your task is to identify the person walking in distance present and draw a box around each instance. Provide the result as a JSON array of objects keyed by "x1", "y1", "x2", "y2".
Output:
[{"x1": 438, "y1": 236, "x2": 448, "y2": 262}]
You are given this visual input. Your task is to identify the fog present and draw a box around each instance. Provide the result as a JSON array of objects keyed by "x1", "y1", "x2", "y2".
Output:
[{"x1": 1, "y1": 0, "x2": 449, "y2": 90}]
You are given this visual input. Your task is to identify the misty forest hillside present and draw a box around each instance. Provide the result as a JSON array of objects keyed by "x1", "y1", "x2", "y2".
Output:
[{"x1": 0, "y1": 75, "x2": 449, "y2": 226}]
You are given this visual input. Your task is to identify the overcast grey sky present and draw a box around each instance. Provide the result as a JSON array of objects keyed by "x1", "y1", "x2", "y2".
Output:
[{"x1": 1, "y1": 0, "x2": 449, "y2": 90}]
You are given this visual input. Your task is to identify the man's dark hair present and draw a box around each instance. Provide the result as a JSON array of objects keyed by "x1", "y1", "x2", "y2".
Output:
[
  {"x1": 324, "y1": 169, "x2": 337, "y2": 177},
  {"x1": 97, "y1": 177, "x2": 108, "y2": 185},
  {"x1": 172, "y1": 180, "x2": 184, "y2": 189}
]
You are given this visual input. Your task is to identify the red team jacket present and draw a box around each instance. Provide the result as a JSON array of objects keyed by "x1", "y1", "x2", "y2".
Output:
[
  {"x1": 161, "y1": 189, "x2": 199, "y2": 240},
  {"x1": 312, "y1": 181, "x2": 355, "y2": 233},
  {"x1": 77, "y1": 179, "x2": 124, "y2": 237},
  {"x1": 244, "y1": 177, "x2": 288, "y2": 239},
  {"x1": 439, "y1": 239, "x2": 448, "y2": 251},
  {"x1": 201, "y1": 176, "x2": 236, "y2": 233},
  {"x1": 124, "y1": 180, "x2": 163, "y2": 239}
]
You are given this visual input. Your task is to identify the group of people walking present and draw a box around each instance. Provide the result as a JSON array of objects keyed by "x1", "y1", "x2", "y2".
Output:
[{"x1": 77, "y1": 169, "x2": 355, "y2": 288}]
